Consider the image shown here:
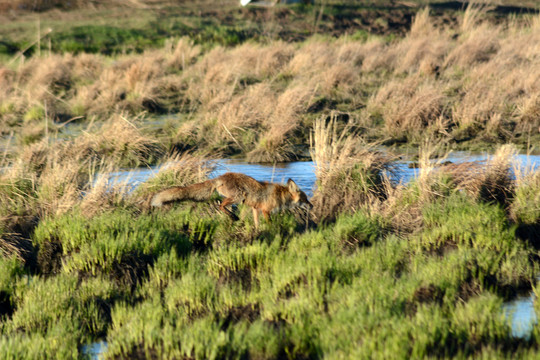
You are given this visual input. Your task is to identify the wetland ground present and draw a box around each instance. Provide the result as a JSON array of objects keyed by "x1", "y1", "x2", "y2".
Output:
[{"x1": 1, "y1": 1, "x2": 540, "y2": 359}]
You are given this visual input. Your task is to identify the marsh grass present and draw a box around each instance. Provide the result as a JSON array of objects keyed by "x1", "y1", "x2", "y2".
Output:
[
  {"x1": 133, "y1": 152, "x2": 216, "y2": 214},
  {"x1": 1, "y1": 4, "x2": 540, "y2": 359},
  {"x1": 1, "y1": 144, "x2": 540, "y2": 358},
  {"x1": 512, "y1": 165, "x2": 540, "y2": 225},
  {"x1": 310, "y1": 114, "x2": 393, "y2": 222},
  {"x1": 79, "y1": 169, "x2": 133, "y2": 218},
  {"x1": 445, "y1": 145, "x2": 516, "y2": 206},
  {"x1": 511, "y1": 157, "x2": 540, "y2": 247},
  {"x1": 0, "y1": 6, "x2": 540, "y2": 162},
  {"x1": 0, "y1": 114, "x2": 169, "y2": 280},
  {"x1": 2, "y1": 6, "x2": 540, "y2": 161},
  {"x1": 380, "y1": 142, "x2": 521, "y2": 237},
  {"x1": 100, "y1": 194, "x2": 538, "y2": 359}
]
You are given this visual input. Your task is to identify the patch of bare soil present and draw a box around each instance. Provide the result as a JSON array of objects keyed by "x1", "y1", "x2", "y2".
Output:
[{"x1": 220, "y1": 1, "x2": 537, "y2": 40}]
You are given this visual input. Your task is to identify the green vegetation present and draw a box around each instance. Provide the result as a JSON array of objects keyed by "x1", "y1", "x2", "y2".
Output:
[
  {"x1": 1, "y1": 1, "x2": 540, "y2": 358},
  {"x1": 1, "y1": 126, "x2": 540, "y2": 358},
  {"x1": 1, "y1": 159, "x2": 540, "y2": 358}
]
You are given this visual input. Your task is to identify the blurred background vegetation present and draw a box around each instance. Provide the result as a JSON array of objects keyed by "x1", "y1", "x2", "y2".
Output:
[{"x1": 1, "y1": 0, "x2": 538, "y2": 57}]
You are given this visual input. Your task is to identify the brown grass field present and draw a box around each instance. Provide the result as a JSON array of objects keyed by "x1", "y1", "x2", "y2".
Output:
[{"x1": 1, "y1": 2, "x2": 540, "y2": 162}]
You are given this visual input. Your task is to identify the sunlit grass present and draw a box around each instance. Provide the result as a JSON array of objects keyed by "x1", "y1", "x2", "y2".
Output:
[
  {"x1": 1, "y1": 2, "x2": 540, "y2": 358},
  {"x1": 1, "y1": 162, "x2": 539, "y2": 358}
]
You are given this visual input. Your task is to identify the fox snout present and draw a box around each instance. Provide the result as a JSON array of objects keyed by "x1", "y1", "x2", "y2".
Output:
[{"x1": 286, "y1": 178, "x2": 313, "y2": 211}]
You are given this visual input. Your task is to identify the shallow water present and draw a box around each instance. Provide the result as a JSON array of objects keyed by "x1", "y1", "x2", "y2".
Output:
[
  {"x1": 503, "y1": 293, "x2": 537, "y2": 339},
  {"x1": 81, "y1": 341, "x2": 107, "y2": 360},
  {"x1": 0, "y1": 134, "x2": 14, "y2": 159},
  {"x1": 105, "y1": 152, "x2": 540, "y2": 194}
]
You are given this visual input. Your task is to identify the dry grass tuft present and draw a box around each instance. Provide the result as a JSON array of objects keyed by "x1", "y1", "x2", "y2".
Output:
[
  {"x1": 246, "y1": 85, "x2": 314, "y2": 163},
  {"x1": 0, "y1": 232, "x2": 34, "y2": 262},
  {"x1": 370, "y1": 77, "x2": 445, "y2": 142},
  {"x1": 361, "y1": 38, "x2": 400, "y2": 73},
  {"x1": 416, "y1": 141, "x2": 453, "y2": 202},
  {"x1": 395, "y1": 10, "x2": 450, "y2": 75},
  {"x1": 16, "y1": 54, "x2": 74, "y2": 118},
  {"x1": 165, "y1": 37, "x2": 202, "y2": 71},
  {"x1": 516, "y1": 94, "x2": 540, "y2": 132},
  {"x1": 217, "y1": 83, "x2": 274, "y2": 134},
  {"x1": 17, "y1": 140, "x2": 50, "y2": 175},
  {"x1": 460, "y1": 2, "x2": 492, "y2": 34},
  {"x1": 17, "y1": 113, "x2": 163, "y2": 169},
  {"x1": 21, "y1": 55, "x2": 73, "y2": 94},
  {"x1": 245, "y1": 142, "x2": 297, "y2": 164},
  {"x1": 441, "y1": 145, "x2": 516, "y2": 206},
  {"x1": 0, "y1": 66, "x2": 15, "y2": 88},
  {"x1": 310, "y1": 114, "x2": 392, "y2": 222},
  {"x1": 409, "y1": 8, "x2": 433, "y2": 38},
  {"x1": 10, "y1": 139, "x2": 93, "y2": 217},
  {"x1": 444, "y1": 24, "x2": 500, "y2": 68},
  {"x1": 378, "y1": 142, "x2": 453, "y2": 235},
  {"x1": 79, "y1": 113, "x2": 165, "y2": 167},
  {"x1": 286, "y1": 40, "x2": 364, "y2": 98},
  {"x1": 188, "y1": 42, "x2": 294, "y2": 111},
  {"x1": 286, "y1": 41, "x2": 334, "y2": 77},
  {"x1": 71, "y1": 53, "x2": 104, "y2": 81},
  {"x1": 36, "y1": 154, "x2": 88, "y2": 216},
  {"x1": 79, "y1": 168, "x2": 132, "y2": 218}
]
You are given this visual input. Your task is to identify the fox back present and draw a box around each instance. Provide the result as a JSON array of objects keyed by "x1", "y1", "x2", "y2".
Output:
[{"x1": 213, "y1": 173, "x2": 312, "y2": 213}]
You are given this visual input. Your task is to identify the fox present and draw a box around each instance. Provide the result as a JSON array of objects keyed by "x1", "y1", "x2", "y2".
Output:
[{"x1": 151, "y1": 172, "x2": 313, "y2": 227}]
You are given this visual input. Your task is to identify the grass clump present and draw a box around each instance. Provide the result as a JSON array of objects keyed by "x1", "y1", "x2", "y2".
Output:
[
  {"x1": 511, "y1": 161, "x2": 540, "y2": 247},
  {"x1": 0, "y1": 256, "x2": 25, "y2": 320},
  {"x1": 331, "y1": 210, "x2": 385, "y2": 252},
  {"x1": 418, "y1": 193, "x2": 536, "y2": 294},
  {"x1": 32, "y1": 208, "x2": 218, "y2": 284},
  {"x1": 134, "y1": 152, "x2": 215, "y2": 199},
  {"x1": 310, "y1": 114, "x2": 392, "y2": 222},
  {"x1": 441, "y1": 145, "x2": 516, "y2": 207},
  {"x1": 0, "y1": 271, "x2": 119, "y2": 359}
]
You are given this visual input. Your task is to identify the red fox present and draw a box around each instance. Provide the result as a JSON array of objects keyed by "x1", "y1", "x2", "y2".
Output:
[{"x1": 151, "y1": 172, "x2": 313, "y2": 227}]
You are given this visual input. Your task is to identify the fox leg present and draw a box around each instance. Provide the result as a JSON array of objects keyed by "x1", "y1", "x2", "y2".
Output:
[
  {"x1": 219, "y1": 197, "x2": 239, "y2": 221},
  {"x1": 252, "y1": 208, "x2": 259, "y2": 228},
  {"x1": 261, "y1": 210, "x2": 270, "y2": 223}
]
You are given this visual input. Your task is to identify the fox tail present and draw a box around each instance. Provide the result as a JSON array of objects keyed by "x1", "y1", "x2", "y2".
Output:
[{"x1": 151, "y1": 179, "x2": 217, "y2": 207}]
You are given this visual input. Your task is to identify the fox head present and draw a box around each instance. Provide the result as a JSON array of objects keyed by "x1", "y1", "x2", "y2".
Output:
[{"x1": 287, "y1": 179, "x2": 313, "y2": 210}]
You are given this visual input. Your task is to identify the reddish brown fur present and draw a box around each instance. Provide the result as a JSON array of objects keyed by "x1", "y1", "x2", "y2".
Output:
[{"x1": 151, "y1": 172, "x2": 312, "y2": 226}]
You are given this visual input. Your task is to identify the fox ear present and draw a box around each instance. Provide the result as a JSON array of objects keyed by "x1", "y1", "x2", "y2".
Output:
[{"x1": 287, "y1": 179, "x2": 300, "y2": 193}]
